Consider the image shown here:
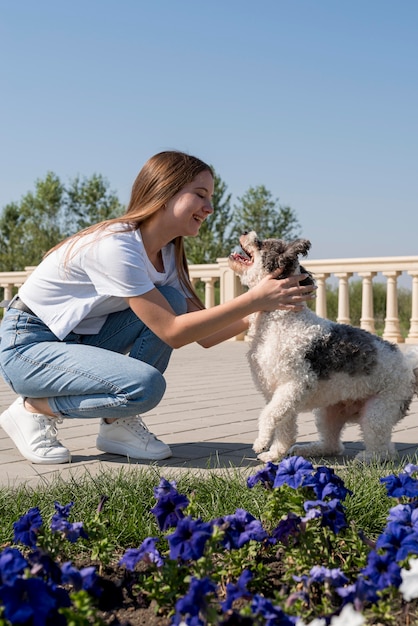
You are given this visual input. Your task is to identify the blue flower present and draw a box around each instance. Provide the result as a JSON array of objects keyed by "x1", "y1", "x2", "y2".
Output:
[
  {"x1": 273, "y1": 456, "x2": 314, "y2": 489},
  {"x1": 13, "y1": 507, "x2": 43, "y2": 548},
  {"x1": 303, "y1": 498, "x2": 348, "y2": 534},
  {"x1": 172, "y1": 576, "x2": 217, "y2": 626},
  {"x1": 0, "y1": 547, "x2": 28, "y2": 585},
  {"x1": 61, "y1": 561, "x2": 97, "y2": 591},
  {"x1": 251, "y1": 594, "x2": 296, "y2": 625},
  {"x1": 308, "y1": 565, "x2": 349, "y2": 587},
  {"x1": 221, "y1": 569, "x2": 253, "y2": 611},
  {"x1": 215, "y1": 508, "x2": 268, "y2": 550},
  {"x1": 50, "y1": 501, "x2": 88, "y2": 543},
  {"x1": 119, "y1": 537, "x2": 164, "y2": 569},
  {"x1": 271, "y1": 513, "x2": 302, "y2": 546},
  {"x1": 380, "y1": 473, "x2": 418, "y2": 498},
  {"x1": 167, "y1": 516, "x2": 213, "y2": 562},
  {"x1": 247, "y1": 461, "x2": 279, "y2": 489},
  {"x1": 150, "y1": 489, "x2": 189, "y2": 531},
  {"x1": 376, "y1": 521, "x2": 413, "y2": 558},
  {"x1": 154, "y1": 477, "x2": 178, "y2": 498},
  {"x1": 0, "y1": 577, "x2": 58, "y2": 626},
  {"x1": 361, "y1": 549, "x2": 402, "y2": 591},
  {"x1": 303, "y1": 465, "x2": 352, "y2": 501}
]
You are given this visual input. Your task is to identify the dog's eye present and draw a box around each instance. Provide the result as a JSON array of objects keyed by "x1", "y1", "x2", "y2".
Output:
[{"x1": 255, "y1": 238, "x2": 263, "y2": 250}]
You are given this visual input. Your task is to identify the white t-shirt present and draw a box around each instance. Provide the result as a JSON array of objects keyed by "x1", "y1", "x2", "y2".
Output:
[{"x1": 19, "y1": 225, "x2": 187, "y2": 340}]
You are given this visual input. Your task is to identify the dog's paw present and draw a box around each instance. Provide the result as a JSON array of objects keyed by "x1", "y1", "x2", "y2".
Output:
[
  {"x1": 253, "y1": 437, "x2": 271, "y2": 454},
  {"x1": 257, "y1": 450, "x2": 283, "y2": 463}
]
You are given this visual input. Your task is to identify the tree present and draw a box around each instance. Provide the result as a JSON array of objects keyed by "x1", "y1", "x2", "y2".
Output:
[
  {"x1": 184, "y1": 169, "x2": 235, "y2": 264},
  {"x1": 64, "y1": 174, "x2": 123, "y2": 234},
  {"x1": 230, "y1": 185, "x2": 301, "y2": 242},
  {"x1": 0, "y1": 173, "x2": 124, "y2": 271}
]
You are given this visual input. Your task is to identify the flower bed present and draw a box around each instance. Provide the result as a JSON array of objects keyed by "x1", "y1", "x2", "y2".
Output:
[{"x1": 1, "y1": 457, "x2": 418, "y2": 625}]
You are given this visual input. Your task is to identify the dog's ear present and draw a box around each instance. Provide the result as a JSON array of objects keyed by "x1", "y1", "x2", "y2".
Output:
[
  {"x1": 287, "y1": 239, "x2": 311, "y2": 258},
  {"x1": 298, "y1": 264, "x2": 315, "y2": 286}
]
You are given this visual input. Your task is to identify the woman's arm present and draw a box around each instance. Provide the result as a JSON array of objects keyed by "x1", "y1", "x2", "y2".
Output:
[{"x1": 127, "y1": 273, "x2": 314, "y2": 349}]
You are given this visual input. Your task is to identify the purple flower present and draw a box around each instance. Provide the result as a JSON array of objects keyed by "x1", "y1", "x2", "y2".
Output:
[
  {"x1": 53, "y1": 501, "x2": 74, "y2": 518},
  {"x1": 387, "y1": 503, "x2": 415, "y2": 526},
  {"x1": 376, "y1": 522, "x2": 413, "y2": 558},
  {"x1": 119, "y1": 537, "x2": 164, "y2": 569},
  {"x1": 273, "y1": 456, "x2": 314, "y2": 489},
  {"x1": 154, "y1": 477, "x2": 178, "y2": 498},
  {"x1": 61, "y1": 561, "x2": 97, "y2": 591},
  {"x1": 215, "y1": 509, "x2": 268, "y2": 550},
  {"x1": 271, "y1": 513, "x2": 302, "y2": 546},
  {"x1": 0, "y1": 547, "x2": 28, "y2": 584},
  {"x1": 308, "y1": 565, "x2": 349, "y2": 587},
  {"x1": 13, "y1": 507, "x2": 43, "y2": 548},
  {"x1": 0, "y1": 577, "x2": 58, "y2": 626},
  {"x1": 221, "y1": 569, "x2": 253, "y2": 611},
  {"x1": 380, "y1": 473, "x2": 418, "y2": 498},
  {"x1": 303, "y1": 465, "x2": 352, "y2": 501},
  {"x1": 167, "y1": 516, "x2": 213, "y2": 562},
  {"x1": 247, "y1": 461, "x2": 279, "y2": 489},
  {"x1": 50, "y1": 501, "x2": 88, "y2": 543},
  {"x1": 150, "y1": 490, "x2": 189, "y2": 531},
  {"x1": 361, "y1": 550, "x2": 402, "y2": 591},
  {"x1": 304, "y1": 498, "x2": 348, "y2": 534},
  {"x1": 250, "y1": 594, "x2": 296, "y2": 625},
  {"x1": 173, "y1": 576, "x2": 217, "y2": 625}
]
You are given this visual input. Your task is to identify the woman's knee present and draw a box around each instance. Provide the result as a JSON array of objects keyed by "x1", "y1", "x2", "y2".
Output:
[{"x1": 157, "y1": 286, "x2": 187, "y2": 315}]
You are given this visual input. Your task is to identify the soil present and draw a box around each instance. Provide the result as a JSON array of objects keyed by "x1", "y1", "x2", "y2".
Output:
[{"x1": 89, "y1": 561, "x2": 418, "y2": 626}]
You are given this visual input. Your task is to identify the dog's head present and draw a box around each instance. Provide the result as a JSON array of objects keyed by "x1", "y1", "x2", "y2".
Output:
[{"x1": 228, "y1": 231, "x2": 314, "y2": 288}]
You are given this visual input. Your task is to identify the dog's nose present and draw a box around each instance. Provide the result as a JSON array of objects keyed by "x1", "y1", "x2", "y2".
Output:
[{"x1": 242, "y1": 231, "x2": 248, "y2": 235}]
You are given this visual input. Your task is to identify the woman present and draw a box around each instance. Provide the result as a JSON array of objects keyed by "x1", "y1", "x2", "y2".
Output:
[{"x1": 0, "y1": 151, "x2": 315, "y2": 464}]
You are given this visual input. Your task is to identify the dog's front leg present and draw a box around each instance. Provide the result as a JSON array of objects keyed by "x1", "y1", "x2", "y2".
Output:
[{"x1": 253, "y1": 383, "x2": 300, "y2": 463}]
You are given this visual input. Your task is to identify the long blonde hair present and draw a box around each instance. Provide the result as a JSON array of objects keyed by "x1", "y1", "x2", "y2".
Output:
[{"x1": 47, "y1": 150, "x2": 214, "y2": 309}]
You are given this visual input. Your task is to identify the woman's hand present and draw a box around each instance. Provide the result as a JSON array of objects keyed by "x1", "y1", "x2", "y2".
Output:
[{"x1": 250, "y1": 273, "x2": 317, "y2": 312}]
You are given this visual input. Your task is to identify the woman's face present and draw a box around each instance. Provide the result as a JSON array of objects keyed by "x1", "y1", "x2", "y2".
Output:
[{"x1": 165, "y1": 170, "x2": 214, "y2": 237}]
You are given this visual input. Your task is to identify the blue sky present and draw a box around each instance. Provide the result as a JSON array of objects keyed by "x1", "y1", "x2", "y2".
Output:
[{"x1": 0, "y1": 0, "x2": 417, "y2": 262}]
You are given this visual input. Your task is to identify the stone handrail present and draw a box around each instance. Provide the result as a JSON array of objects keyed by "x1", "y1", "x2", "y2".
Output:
[{"x1": 1, "y1": 255, "x2": 418, "y2": 343}]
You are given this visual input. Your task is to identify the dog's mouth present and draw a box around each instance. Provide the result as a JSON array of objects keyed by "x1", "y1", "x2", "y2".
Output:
[{"x1": 229, "y1": 245, "x2": 253, "y2": 265}]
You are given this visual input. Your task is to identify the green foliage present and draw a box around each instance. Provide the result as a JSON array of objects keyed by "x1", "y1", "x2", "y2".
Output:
[
  {"x1": 317, "y1": 280, "x2": 412, "y2": 338},
  {"x1": 230, "y1": 184, "x2": 301, "y2": 242},
  {"x1": 0, "y1": 172, "x2": 123, "y2": 271},
  {"x1": 185, "y1": 168, "x2": 235, "y2": 264}
]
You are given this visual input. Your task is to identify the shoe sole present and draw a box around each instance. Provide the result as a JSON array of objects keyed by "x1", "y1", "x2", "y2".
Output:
[
  {"x1": 0, "y1": 410, "x2": 71, "y2": 465},
  {"x1": 96, "y1": 436, "x2": 172, "y2": 461}
]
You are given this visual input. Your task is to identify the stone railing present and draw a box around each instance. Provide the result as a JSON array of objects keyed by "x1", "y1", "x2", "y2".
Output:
[
  {"x1": 189, "y1": 255, "x2": 418, "y2": 344},
  {"x1": 1, "y1": 255, "x2": 418, "y2": 343}
]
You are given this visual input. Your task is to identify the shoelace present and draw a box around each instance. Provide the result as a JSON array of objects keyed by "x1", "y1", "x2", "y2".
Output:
[
  {"x1": 37, "y1": 416, "x2": 64, "y2": 447},
  {"x1": 124, "y1": 415, "x2": 156, "y2": 440}
]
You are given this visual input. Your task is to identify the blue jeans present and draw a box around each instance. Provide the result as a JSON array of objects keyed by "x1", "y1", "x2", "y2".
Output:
[{"x1": 0, "y1": 286, "x2": 187, "y2": 419}]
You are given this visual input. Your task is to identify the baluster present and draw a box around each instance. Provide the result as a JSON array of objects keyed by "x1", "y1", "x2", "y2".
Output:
[
  {"x1": 358, "y1": 272, "x2": 377, "y2": 333},
  {"x1": 334, "y1": 273, "x2": 353, "y2": 325},
  {"x1": 313, "y1": 273, "x2": 329, "y2": 318},
  {"x1": 405, "y1": 271, "x2": 418, "y2": 344},
  {"x1": 382, "y1": 271, "x2": 403, "y2": 343},
  {"x1": 201, "y1": 277, "x2": 216, "y2": 308}
]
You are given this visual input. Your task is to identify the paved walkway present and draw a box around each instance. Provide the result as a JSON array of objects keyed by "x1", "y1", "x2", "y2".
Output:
[{"x1": 1, "y1": 342, "x2": 418, "y2": 487}]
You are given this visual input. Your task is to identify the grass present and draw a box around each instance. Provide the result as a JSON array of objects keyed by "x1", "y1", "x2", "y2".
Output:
[{"x1": 0, "y1": 457, "x2": 410, "y2": 559}]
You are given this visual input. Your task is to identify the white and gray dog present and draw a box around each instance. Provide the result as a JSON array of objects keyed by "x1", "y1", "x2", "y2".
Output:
[{"x1": 229, "y1": 231, "x2": 418, "y2": 463}]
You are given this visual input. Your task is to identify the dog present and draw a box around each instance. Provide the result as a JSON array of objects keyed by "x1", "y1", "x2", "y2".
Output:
[{"x1": 229, "y1": 231, "x2": 418, "y2": 463}]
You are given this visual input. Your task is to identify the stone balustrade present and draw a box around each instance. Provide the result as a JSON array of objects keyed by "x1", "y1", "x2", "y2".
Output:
[{"x1": 1, "y1": 255, "x2": 418, "y2": 343}]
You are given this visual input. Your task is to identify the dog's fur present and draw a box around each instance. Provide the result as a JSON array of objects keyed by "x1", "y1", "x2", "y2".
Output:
[{"x1": 229, "y1": 231, "x2": 418, "y2": 463}]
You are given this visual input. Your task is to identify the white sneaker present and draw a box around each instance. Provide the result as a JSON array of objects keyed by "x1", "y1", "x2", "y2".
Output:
[
  {"x1": 0, "y1": 397, "x2": 71, "y2": 464},
  {"x1": 96, "y1": 415, "x2": 172, "y2": 461}
]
